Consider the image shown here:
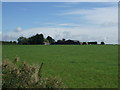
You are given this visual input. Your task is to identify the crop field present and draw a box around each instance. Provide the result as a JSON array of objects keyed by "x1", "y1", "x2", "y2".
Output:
[{"x1": 2, "y1": 45, "x2": 118, "y2": 88}]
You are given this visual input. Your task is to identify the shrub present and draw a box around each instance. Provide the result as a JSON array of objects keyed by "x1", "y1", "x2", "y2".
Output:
[{"x1": 2, "y1": 58, "x2": 65, "y2": 88}]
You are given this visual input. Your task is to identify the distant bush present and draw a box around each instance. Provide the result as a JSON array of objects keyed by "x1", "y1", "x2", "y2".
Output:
[
  {"x1": 2, "y1": 57, "x2": 65, "y2": 88},
  {"x1": 101, "y1": 42, "x2": 105, "y2": 45}
]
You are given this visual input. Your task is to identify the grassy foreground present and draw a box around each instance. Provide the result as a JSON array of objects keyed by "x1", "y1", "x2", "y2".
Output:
[{"x1": 2, "y1": 45, "x2": 118, "y2": 88}]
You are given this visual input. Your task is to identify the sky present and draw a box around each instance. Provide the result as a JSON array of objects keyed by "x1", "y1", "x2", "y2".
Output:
[
  {"x1": 2, "y1": 0, "x2": 120, "y2": 2},
  {"x1": 2, "y1": 2, "x2": 118, "y2": 44}
]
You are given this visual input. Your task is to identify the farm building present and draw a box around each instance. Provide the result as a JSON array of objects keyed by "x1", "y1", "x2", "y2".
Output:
[{"x1": 44, "y1": 41, "x2": 50, "y2": 45}]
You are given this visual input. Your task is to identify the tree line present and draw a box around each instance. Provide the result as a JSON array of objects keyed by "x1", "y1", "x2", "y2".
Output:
[
  {"x1": 2, "y1": 33, "x2": 105, "y2": 45},
  {"x1": 17, "y1": 34, "x2": 55, "y2": 45}
]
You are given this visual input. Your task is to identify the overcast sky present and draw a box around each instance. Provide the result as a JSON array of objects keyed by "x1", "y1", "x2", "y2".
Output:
[{"x1": 2, "y1": 2, "x2": 118, "y2": 44}]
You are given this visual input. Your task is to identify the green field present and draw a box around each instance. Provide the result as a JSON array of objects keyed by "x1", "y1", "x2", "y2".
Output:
[{"x1": 2, "y1": 45, "x2": 118, "y2": 88}]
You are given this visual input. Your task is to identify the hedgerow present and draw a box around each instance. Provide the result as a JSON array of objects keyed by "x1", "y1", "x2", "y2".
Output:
[{"x1": 2, "y1": 57, "x2": 65, "y2": 88}]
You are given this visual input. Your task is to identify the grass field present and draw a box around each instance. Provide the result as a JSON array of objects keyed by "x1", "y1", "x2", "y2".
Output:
[{"x1": 2, "y1": 45, "x2": 118, "y2": 88}]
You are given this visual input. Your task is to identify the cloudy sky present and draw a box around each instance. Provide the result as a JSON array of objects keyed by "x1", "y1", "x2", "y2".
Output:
[{"x1": 2, "y1": 2, "x2": 118, "y2": 44}]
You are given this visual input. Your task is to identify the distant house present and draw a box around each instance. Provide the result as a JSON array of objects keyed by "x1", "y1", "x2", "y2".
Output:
[
  {"x1": 82, "y1": 42, "x2": 88, "y2": 45},
  {"x1": 52, "y1": 39, "x2": 80, "y2": 45},
  {"x1": 44, "y1": 41, "x2": 50, "y2": 45},
  {"x1": 88, "y1": 42, "x2": 97, "y2": 45},
  {"x1": 80, "y1": 41, "x2": 97, "y2": 45},
  {"x1": 65, "y1": 40, "x2": 80, "y2": 45}
]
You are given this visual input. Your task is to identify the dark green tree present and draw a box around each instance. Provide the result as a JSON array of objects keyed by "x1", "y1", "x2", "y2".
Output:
[
  {"x1": 17, "y1": 36, "x2": 28, "y2": 45},
  {"x1": 46, "y1": 36, "x2": 55, "y2": 44},
  {"x1": 62, "y1": 38, "x2": 66, "y2": 42},
  {"x1": 101, "y1": 41, "x2": 105, "y2": 45},
  {"x1": 13, "y1": 41, "x2": 17, "y2": 44},
  {"x1": 28, "y1": 34, "x2": 44, "y2": 44}
]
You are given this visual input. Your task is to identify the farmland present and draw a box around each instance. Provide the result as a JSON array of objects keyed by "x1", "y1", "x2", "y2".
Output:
[{"x1": 2, "y1": 45, "x2": 118, "y2": 88}]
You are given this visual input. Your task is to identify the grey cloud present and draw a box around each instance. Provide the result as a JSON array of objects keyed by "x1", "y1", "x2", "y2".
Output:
[
  {"x1": 2, "y1": 26, "x2": 118, "y2": 44},
  {"x1": 63, "y1": 31, "x2": 71, "y2": 39},
  {"x1": 2, "y1": 35, "x2": 17, "y2": 41},
  {"x1": 14, "y1": 27, "x2": 23, "y2": 32},
  {"x1": 100, "y1": 22, "x2": 117, "y2": 27}
]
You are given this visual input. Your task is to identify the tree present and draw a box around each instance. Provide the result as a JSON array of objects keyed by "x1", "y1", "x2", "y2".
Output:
[
  {"x1": 46, "y1": 36, "x2": 55, "y2": 44},
  {"x1": 17, "y1": 36, "x2": 28, "y2": 45},
  {"x1": 101, "y1": 41, "x2": 105, "y2": 45},
  {"x1": 35, "y1": 34, "x2": 44, "y2": 44},
  {"x1": 62, "y1": 38, "x2": 65, "y2": 42},
  {"x1": 10, "y1": 41, "x2": 13, "y2": 43},
  {"x1": 44, "y1": 38, "x2": 49, "y2": 42},
  {"x1": 13, "y1": 41, "x2": 17, "y2": 44},
  {"x1": 28, "y1": 34, "x2": 44, "y2": 44}
]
